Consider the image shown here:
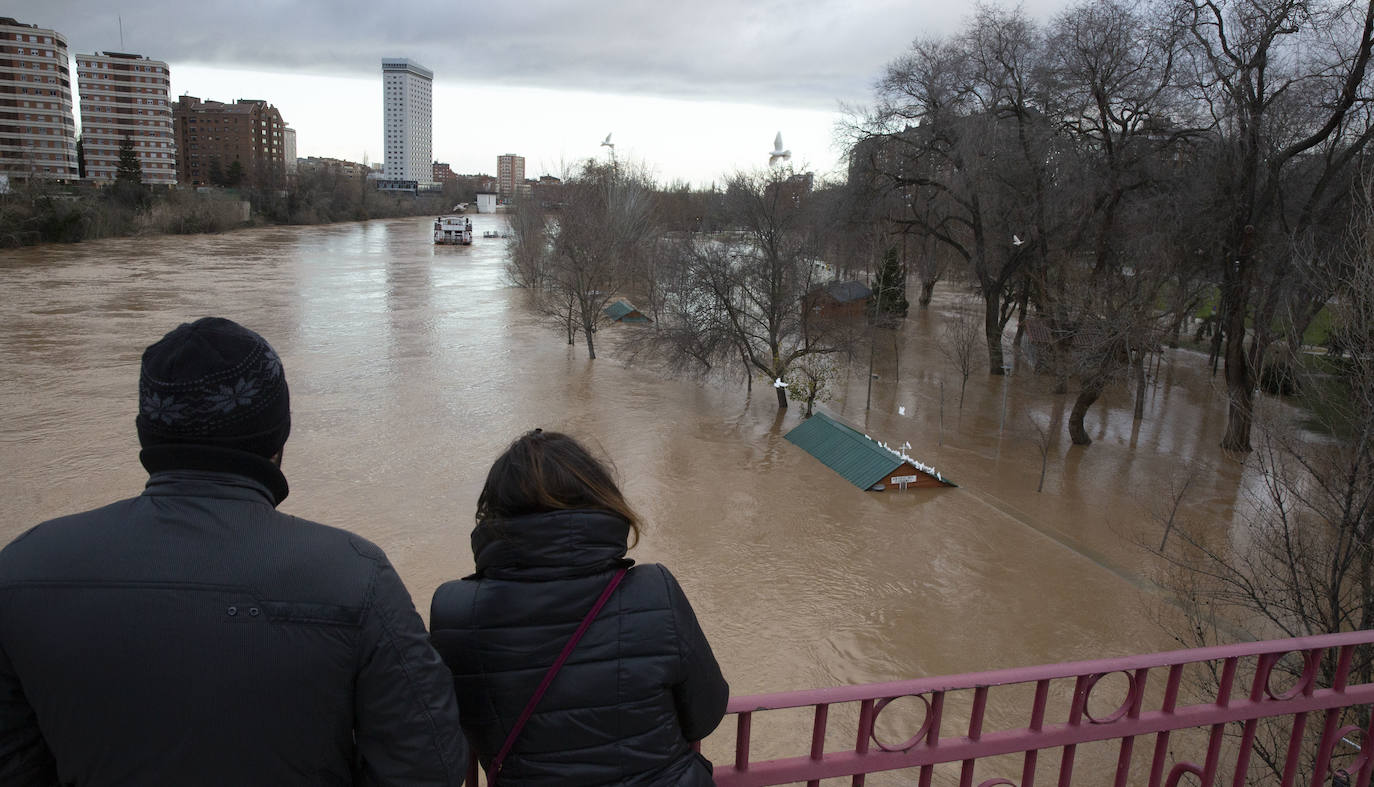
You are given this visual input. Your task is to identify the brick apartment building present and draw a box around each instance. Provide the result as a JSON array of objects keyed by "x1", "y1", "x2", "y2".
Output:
[
  {"x1": 0, "y1": 17, "x2": 79, "y2": 181},
  {"x1": 76, "y1": 51, "x2": 175, "y2": 185},
  {"x1": 173, "y1": 96, "x2": 286, "y2": 188},
  {"x1": 432, "y1": 160, "x2": 455, "y2": 185}
]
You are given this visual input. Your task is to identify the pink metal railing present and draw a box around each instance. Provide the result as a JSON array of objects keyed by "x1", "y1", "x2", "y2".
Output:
[{"x1": 711, "y1": 631, "x2": 1374, "y2": 787}]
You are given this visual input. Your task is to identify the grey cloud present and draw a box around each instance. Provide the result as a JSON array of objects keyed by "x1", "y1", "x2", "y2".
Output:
[{"x1": 24, "y1": 0, "x2": 982, "y2": 108}]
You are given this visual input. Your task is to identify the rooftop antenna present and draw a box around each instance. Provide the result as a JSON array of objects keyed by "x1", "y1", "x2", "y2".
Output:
[{"x1": 118, "y1": 14, "x2": 124, "y2": 49}]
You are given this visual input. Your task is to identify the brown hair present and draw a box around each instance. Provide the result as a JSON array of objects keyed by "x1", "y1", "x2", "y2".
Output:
[{"x1": 475, "y1": 429, "x2": 641, "y2": 546}]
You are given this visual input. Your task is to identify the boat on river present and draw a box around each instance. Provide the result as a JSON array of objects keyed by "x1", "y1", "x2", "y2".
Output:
[{"x1": 434, "y1": 216, "x2": 473, "y2": 245}]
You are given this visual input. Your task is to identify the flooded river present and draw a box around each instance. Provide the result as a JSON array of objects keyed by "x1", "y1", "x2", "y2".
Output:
[{"x1": 0, "y1": 215, "x2": 1277, "y2": 774}]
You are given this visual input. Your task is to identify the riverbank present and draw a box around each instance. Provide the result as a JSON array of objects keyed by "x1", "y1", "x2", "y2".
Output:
[{"x1": 0, "y1": 176, "x2": 455, "y2": 247}]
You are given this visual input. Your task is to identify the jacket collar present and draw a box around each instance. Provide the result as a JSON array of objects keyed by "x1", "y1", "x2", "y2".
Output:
[
  {"x1": 471, "y1": 509, "x2": 632, "y2": 581},
  {"x1": 140, "y1": 443, "x2": 289, "y2": 506}
]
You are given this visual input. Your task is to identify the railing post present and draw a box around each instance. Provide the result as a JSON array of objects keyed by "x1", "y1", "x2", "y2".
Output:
[
  {"x1": 735, "y1": 711, "x2": 752, "y2": 773},
  {"x1": 1148, "y1": 663, "x2": 1184, "y2": 787},
  {"x1": 806, "y1": 703, "x2": 828, "y2": 787},
  {"x1": 920, "y1": 691, "x2": 945, "y2": 787},
  {"x1": 1022, "y1": 678, "x2": 1051, "y2": 787},
  {"x1": 853, "y1": 698, "x2": 875, "y2": 787},
  {"x1": 1112, "y1": 667, "x2": 1150, "y2": 787},
  {"x1": 960, "y1": 686, "x2": 989, "y2": 787},
  {"x1": 1058, "y1": 673, "x2": 1091, "y2": 787},
  {"x1": 1233, "y1": 652, "x2": 1276, "y2": 786}
]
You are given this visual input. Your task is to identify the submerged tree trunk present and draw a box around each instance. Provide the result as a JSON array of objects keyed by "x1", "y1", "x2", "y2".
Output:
[
  {"x1": 1220, "y1": 290, "x2": 1252, "y2": 452},
  {"x1": 1068, "y1": 377, "x2": 1106, "y2": 445},
  {"x1": 919, "y1": 278, "x2": 936, "y2": 308},
  {"x1": 775, "y1": 384, "x2": 788, "y2": 409},
  {"x1": 1133, "y1": 351, "x2": 1147, "y2": 422},
  {"x1": 984, "y1": 295, "x2": 1005, "y2": 375},
  {"x1": 582, "y1": 315, "x2": 597, "y2": 360}
]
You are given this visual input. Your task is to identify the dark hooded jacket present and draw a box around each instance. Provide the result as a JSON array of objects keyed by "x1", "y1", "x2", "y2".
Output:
[
  {"x1": 429, "y1": 510, "x2": 728, "y2": 786},
  {"x1": 0, "y1": 450, "x2": 468, "y2": 787}
]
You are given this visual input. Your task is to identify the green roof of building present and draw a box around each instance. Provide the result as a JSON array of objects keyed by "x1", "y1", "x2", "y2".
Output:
[
  {"x1": 605, "y1": 300, "x2": 651, "y2": 322},
  {"x1": 784, "y1": 412, "x2": 905, "y2": 489},
  {"x1": 784, "y1": 412, "x2": 956, "y2": 490}
]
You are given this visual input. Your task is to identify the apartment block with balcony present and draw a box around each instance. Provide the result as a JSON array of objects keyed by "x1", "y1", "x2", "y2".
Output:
[
  {"x1": 497, "y1": 153, "x2": 524, "y2": 198},
  {"x1": 76, "y1": 51, "x2": 175, "y2": 185},
  {"x1": 0, "y1": 18, "x2": 78, "y2": 181},
  {"x1": 173, "y1": 96, "x2": 286, "y2": 189}
]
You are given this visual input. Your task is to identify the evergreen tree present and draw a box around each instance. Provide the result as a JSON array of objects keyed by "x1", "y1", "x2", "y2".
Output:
[
  {"x1": 870, "y1": 246, "x2": 909, "y2": 319},
  {"x1": 208, "y1": 158, "x2": 225, "y2": 187},
  {"x1": 76, "y1": 136, "x2": 85, "y2": 179},
  {"x1": 108, "y1": 135, "x2": 148, "y2": 208},
  {"x1": 226, "y1": 160, "x2": 245, "y2": 188},
  {"x1": 115, "y1": 135, "x2": 142, "y2": 185}
]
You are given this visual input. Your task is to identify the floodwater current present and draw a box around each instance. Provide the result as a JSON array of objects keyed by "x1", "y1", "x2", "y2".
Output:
[{"x1": 0, "y1": 215, "x2": 1291, "y2": 778}]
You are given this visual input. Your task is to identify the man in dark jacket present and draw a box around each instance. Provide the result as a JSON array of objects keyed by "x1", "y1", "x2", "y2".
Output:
[{"x1": 0, "y1": 317, "x2": 467, "y2": 786}]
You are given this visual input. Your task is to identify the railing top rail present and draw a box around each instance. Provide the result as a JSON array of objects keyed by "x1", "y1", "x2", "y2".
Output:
[{"x1": 727, "y1": 630, "x2": 1374, "y2": 713}]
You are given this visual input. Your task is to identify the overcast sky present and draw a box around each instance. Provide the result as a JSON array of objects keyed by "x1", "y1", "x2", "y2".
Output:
[{"x1": 24, "y1": 0, "x2": 1074, "y2": 186}]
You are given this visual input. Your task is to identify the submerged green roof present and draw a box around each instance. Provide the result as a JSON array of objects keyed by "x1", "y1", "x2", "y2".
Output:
[
  {"x1": 604, "y1": 300, "x2": 651, "y2": 322},
  {"x1": 784, "y1": 412, "x2": 905, "y2": 490}
]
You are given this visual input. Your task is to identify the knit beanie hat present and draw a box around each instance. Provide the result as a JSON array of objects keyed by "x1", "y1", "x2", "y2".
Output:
[{"x1": 135, "y1": 317, "x2": 291, "y2": 459}]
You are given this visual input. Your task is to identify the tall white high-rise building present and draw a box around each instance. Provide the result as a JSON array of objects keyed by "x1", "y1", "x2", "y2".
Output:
[{"x1": 380, "y1": 58, "x2": 433, "y2": 184}]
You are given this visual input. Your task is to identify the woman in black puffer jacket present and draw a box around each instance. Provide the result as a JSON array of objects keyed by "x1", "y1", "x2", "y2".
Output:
[{"x1": 430, "y1": 429, "x2": 729, "y2": 786}]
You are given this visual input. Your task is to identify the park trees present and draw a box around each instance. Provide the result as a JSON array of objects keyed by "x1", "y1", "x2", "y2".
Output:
[
  {"x1": 865, "y1": 5, "x2": 1056, "y2": 375},
  {"x1": 1171, "y1": 0, "x2": 1374, "y2": 451},
  {"x1": 642, "y1": 167, "x2": 854, "y2": 409},
  {"x1": 507, "y1": 159, "x2": 657, "y2": 359},
  {"x1": 1147, "y1": 183, "x2": 1374, "y2": 781}
]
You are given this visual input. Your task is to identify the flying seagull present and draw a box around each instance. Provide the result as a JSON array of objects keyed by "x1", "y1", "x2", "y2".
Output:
[
  {"x1": 1012, "y1": 234, "x2": 1025, "y2": 246},
  {"x1": 898, "y1": 406, "x2": 906, "y2": 416},
  {"x1": 773, "y1": 377, "x2": 789, "y2": 388},
  {"x1": 601, "y1": 133, "x2": 614, "y2": 148},
  {"x1": 769, "y1": 132, "x2": 791, "y2": 167}
]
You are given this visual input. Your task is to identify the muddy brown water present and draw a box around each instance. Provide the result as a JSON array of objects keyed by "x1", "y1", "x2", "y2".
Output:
[{"x1": 0, "y1": 215, "x2": 1290, "y2": 778}]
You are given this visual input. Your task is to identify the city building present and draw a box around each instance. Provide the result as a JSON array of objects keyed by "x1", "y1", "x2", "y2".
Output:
[
  {"x1": 0, "y1": 18, "x2": 78, "y2": 181},
  {"x1": 432, "y1": 160, "x2": 455, "y2": 185},
  {"x1": 173, "y1": 96, "x2": 286, "y2": 189},
  {"x1": 497, "y1": 153, "x2": 524, "y2": 198},
  {"x1": 282, "y1": 126, "x2": 296, "y2": 175},
  {"x1": 296, "y1": 156, "x2": 370, "y2": 179},
  {"x1": 381, "y1": 58, "x2": 433, "y2": 187},
  {"x1": 76, "y1": 51, "x2": 175, "y2": 185}
]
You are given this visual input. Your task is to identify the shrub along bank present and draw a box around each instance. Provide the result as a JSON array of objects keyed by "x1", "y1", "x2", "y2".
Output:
[{"x1": 0, "y1": 174, "x2": 451, "y2": 248}]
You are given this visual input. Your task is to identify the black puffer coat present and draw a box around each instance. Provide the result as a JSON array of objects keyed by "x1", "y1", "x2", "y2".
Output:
[
  {"x1": 0, "y1": 455, "x2": 467, "y2": 787},
  {"x1": 429, "y1": 510, "x2": 729, "y2": 786}
]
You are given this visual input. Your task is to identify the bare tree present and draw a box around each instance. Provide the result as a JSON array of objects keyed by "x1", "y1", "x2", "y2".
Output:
[
  {"x1": 1025, "y1": 410, "x2": 1055, "y2": 493},
  {"x1": 1145, "y1": 180, "x2": 1374, "y2": 782},
  {"x1": 863, "y1": 6, "x2": 1057, "y2": 376},
  {"x1": 638, "y1": 167, "x2": 854, "y2": 409},
  {"x1": 524, "y1": 159, "x2": 657, "y2": 359},
  {"x1": 1172, "y1": 0, "x2": 1374, "y2": 452},
  {"x1": 505, "y1": 195, "x2": 548, "y2": 289},
  {"x1": 786, "y1": 356, "x2": 840, "y2": 418},
  {"x1": 938, "y1": 297, "x2": 983, "y2": 410}
]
